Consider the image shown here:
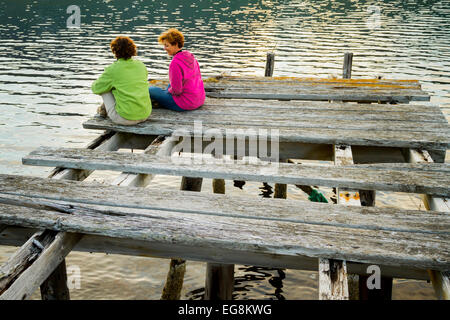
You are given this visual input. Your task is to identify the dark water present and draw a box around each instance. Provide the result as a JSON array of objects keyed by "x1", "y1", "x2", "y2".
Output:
[{"x1": 0, "y1": 0, "x2": 448, "y2": 299}]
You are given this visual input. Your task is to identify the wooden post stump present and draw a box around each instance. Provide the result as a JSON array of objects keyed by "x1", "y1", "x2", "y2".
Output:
[
  {"x1": 343, "y1": 52, "x2": 353, "y2": 79},
  {"x1": 40, "y1": 260, "x2": 70, "y2": 300},
  {"x1": 161, "y1": 176, "x2": 203, "y2": 300},
  {"x1": 265, "y1": 52, "x2": 275, "y2": 77},
  {"x1": 204, "y1": 178, "x2": 235, "y2": 300}
]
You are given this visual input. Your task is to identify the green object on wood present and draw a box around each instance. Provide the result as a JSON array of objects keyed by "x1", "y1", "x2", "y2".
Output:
[{"x1": 308, "y1": 188, "x2": 328, "y2": 203}]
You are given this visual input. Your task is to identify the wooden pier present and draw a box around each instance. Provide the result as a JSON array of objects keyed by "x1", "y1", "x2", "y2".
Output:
[{"x1": 0, "y1": 54, "x2": 449, "y2": 300}]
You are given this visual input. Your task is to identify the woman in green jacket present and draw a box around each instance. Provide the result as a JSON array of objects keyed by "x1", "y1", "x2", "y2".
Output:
[{"x1": 92, "y1": 36, "x2": 151, "y2": 125}]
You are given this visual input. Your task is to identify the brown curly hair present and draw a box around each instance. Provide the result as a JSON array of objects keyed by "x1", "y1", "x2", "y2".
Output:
[
  {"x1": 110, "y1": 36, "x2": 137, "y2": 60},
  {"x1": 158, "y1": 28, "x2": 184, "y2": 48}
]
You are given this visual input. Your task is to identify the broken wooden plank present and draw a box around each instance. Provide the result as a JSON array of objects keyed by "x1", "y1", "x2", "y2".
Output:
[
  {"x1": 23, "y1": 147, "x2": 450, "y2": 197},
  {"x1": 0, "y1": 232, "x2": 82, "y2": 300}
]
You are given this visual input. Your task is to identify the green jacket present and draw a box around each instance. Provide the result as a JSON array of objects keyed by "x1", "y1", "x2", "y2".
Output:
[{"x1": 92, "y1": 58, "x2": 151, "y2": 120}]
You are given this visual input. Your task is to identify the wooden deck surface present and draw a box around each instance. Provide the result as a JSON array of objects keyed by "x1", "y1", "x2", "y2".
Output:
[
  {"x1": 83, "y1": 98, "x2": 450, "y2": 150},
  {"x1": 0, "y1": 174, "x2": 448, "y2": 272}
]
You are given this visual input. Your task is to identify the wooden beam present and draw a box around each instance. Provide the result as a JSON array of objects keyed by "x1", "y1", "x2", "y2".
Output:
[
  {"x1": 0, "y1": 225, "x2": 432, "y2": 281},
  {"x1": 0, "y1": 232, "x2": 81, "y2": 300},
  {"x1": 406, "y1": 148, "x2": 450, "y2": 300}
]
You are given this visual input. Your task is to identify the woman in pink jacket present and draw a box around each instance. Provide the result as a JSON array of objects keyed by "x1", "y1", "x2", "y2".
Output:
[{"x1": 149, "y1": 28, "x2": 205, "y2": 111}]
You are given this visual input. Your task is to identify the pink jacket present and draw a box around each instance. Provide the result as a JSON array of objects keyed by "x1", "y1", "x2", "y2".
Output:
[{"x1": 168, "y1": 51, "x2": 205, "y2": 110}]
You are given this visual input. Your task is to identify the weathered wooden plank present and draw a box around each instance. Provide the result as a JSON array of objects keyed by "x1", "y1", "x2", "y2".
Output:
[
  {"x1": 0, "y1": 232, "x2": 81, "y2": 300},
  {"x1": 0, "y1": 175, "x2": 449, "y2": 271},
  {"x1": 1, "y1": 174, "x2": 449, "y2": 236},
  {"x1": 82, "y1": 117, "x2": 450, "y2": 150},
  {"x1": 23, "y1": 148, "x2": 450, "y2": 197},
  {"x1": 206, "y1": 75, "x2": 423, "y2": 87},
  {"x1": 406, "y1": 149, "x2": 450, "y2": 300},
  {"x1": 203, "y1": 77, "x2": 430, "y2": 102},
  {"x1": 200, "y1": 98, "x2": 442, "y2": 113},
  {"x1": 3, "y1": 132, "x2": 120, "y2": 300},
  {"x1": 0, "y1": 198, "x2": 447, "y2": 272},
  {"x1": 148, "y1": 111, "x2": 449, "y2": 133},
  {"x1": 205, "y1": 84, "x2": 427, "y2": 94},
  {"x1": 206, "y1": 91, "x2": 429, "y2": 103},
  {"x1": 151, "y1": 106, "x2": 447, "y2": 124},
  {"x1": 0, "y1": 225, "x2": 432, "y2": 281}
]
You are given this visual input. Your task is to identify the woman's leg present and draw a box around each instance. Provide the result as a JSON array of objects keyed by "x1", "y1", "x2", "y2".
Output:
[
  {"x1": 149, "y1": 86, "x2": 186, "y2": 112},
  {"x1": 101, "y1": 92, "x2": 146, "y2": 125}
]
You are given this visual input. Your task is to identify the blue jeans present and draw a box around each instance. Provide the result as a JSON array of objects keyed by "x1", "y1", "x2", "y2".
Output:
[{"x1": 149, "y1": 86, "x2": 186, "y2": 112}]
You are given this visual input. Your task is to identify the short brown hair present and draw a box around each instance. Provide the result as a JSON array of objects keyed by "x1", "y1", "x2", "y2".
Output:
[
  {"x1": 110, "y1": 36, "x2": 137, "y2": 60},
  {"x1": 158, "y1": 28, "x2": 184, "y2": 48}
]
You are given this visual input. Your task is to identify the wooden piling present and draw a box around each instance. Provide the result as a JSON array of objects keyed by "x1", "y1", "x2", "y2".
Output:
[
  {"x1": 343, "y1": 52, "x2": 353, "y2": 79},
  {"x1": 265, "y1": 52, "x2": 275, "y2": 77},
  {"x1": 161, "y1": 176, "x2": 203, "y2": 300},
  {"x1": 204, "y1": 178, "x2": 235, "y2": 300},
  {"x1": 40, "y1": 260, "x2": 70, "y2": 300}
]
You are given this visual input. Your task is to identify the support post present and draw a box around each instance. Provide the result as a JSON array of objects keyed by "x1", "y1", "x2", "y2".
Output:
[
  {"x1": 161, "y1": 176, "x2": 203, "y2": 300},
  {"x1": 40, "y1": 259, "x2": 70, "y2": 300},
  {"x1": 343, "y1": 52, "x2": 353, "y2": 79},
  {"x1": 265, "y1": 52, "x2": 275, "y2": 77},
  {"x1": 205, "y1": 178, "x2": 235, "y2": 300}
]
